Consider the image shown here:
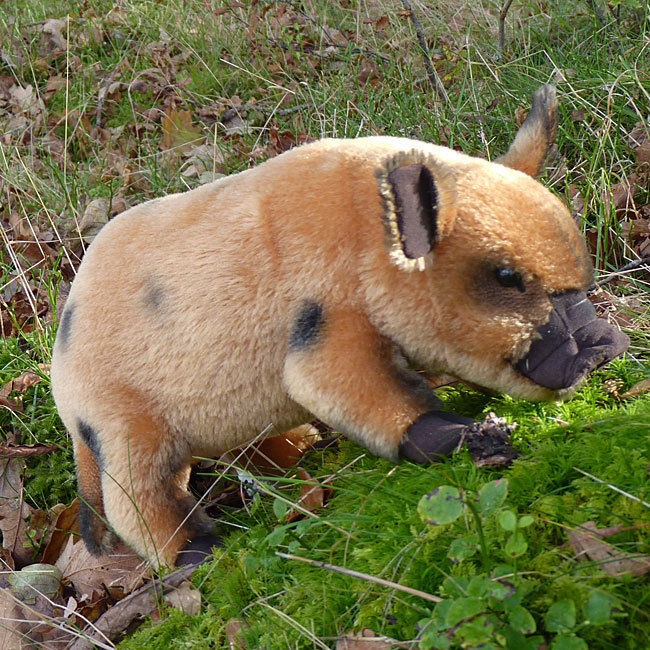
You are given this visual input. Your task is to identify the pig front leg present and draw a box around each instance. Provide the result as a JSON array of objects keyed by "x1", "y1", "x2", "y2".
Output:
[{"x1": 282, "y1": 302, "x2": 470, "y2": 462}]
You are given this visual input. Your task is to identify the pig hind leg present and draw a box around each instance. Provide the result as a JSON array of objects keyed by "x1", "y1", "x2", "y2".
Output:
[
  {"x1": 75, "y1": 435, "x2": 114, "y2": 555},
  {"x1": 93, "y1": 410, "x2": 212, "y2": 567}
]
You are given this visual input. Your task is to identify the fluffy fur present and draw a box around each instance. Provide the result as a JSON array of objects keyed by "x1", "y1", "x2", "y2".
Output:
[{"x1": 51, "y1": 86, "x2": 627, "y2": 567}]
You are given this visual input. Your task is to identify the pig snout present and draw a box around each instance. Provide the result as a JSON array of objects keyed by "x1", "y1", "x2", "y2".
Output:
[{"x1": 515, "y1": 291, "x2": 630, "y2": 391}]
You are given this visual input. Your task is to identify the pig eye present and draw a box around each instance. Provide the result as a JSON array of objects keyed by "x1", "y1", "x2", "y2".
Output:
[{"x1": 494, "y1": 267, "x2": 525, "y2": 293}]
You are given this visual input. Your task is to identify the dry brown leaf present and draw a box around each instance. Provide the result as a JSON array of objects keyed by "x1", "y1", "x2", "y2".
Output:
[
  {"x1": 268, "y1": 126, "x2": 313, "y2": 155},
  {"x1": 637, "y1": 141, "x2": 650, "y2": 168},
  {"x1": 55, "y1": 535, "x2": 147, "y2": 601},
  {"x1": 285, "y1": 468, "x2": 332, "y2": 523},
  {"x1": 160, "y1": 108, "x2": 204, "y2": 153},
  {"x1": 0, "y1": 459, "x2": 34, "y2": 567},
  {"x1": 180, "y1": 142, "x2": 226, "y2": 181},
  {"x1": 336, "y1": 628, "x2": 394, "y2": 649},
  {"x1": 604, "y1": 175, "x2": 640, "y2": 217},
  {"x1": 68, "y1": 564, "x2": 198, "y2": 650},
  {"x1": 0, "y1": 368, "x2": 45, "y2": 400},
  {"x1": 0, "y1": 395, "x2": 22, "y2": 413},
  {"x1": 375, "y1": 15, "x2": 390, "y2": 31},
  {"x1": 620, "y1": 379, "x2": 650, "y2": 399},
  {"x1": 41, "y1": 19, "x2": 68, "y2": 53},
  {"x1": 567, "y1": 521, "x2": 650, "y2": 577},
  {"x1": 41, "y1": 500, "x2": 80, "y2": 564},
  {"x1": 78, "y1": 197, "x2": 111, "y2": 244},
  {"x1": 0, "y1": 579, "x2": 68, "y2": 647},
  {"x1": 242, "y1": 424, "x2": 321, "y2": 470},
  {"x1": 43, "y1": 74, "x2": 66, "y2": 99},
  {"x1": 164, "y1": 580, "x2": 201, "y2": 616},
  {"x1": 225, "y1": 617, "x2": 248, "y2": 649},
  {"x1": 220, "y1": 111, "x2": 248, "y2": 136},
  {"x1": 0, "y1": 587, "x2": 39, "y2": 649},
  {"x1": 571, "y1": 108, "x2": 587, "y2": 122},
  {"x1": 9, "y1": 84, "x2": 45, "y2": 118}
]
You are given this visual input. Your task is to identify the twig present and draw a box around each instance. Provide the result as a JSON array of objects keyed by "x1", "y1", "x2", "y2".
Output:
[
  {"x1": 276, "y1": 551, "x2": 443, "y2": 603},
  {"x1": 597, "y1": 256, "x2": 650, "y2": 285},
  {"x1": 275, "y1": 102, "x2": 323, "y2": 116},
  {"x1": 573, "y1": 467, "x2": 650, "y2": 509},
  {"x1": 399, "y1": 0, "x2": 448, "y2": 103},
  {"x1": 498, "y1": 0, "x2": 515, "y2": 59}
]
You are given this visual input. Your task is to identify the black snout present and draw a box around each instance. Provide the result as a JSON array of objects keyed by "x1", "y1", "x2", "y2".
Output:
[{"x1": 515, "y1": 291, "x2": 629, "y2": 391}]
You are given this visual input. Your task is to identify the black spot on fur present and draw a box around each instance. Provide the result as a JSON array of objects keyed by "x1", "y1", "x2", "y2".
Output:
[
  {"x1": 289, "y1": 301, "x2": 324, "y2": 350},
  {"x1": 143, "y1": 281, "x2": 166, "y2": 311},
  {"x1": 58, "y1": 304, "x2": 75, "y2": 351},
  {"x1": 77, "y1": 419, "x2": 103, "y2": 464}
]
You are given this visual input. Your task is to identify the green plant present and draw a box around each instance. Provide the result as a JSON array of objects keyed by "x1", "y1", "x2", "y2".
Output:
[{"x1": 416, "y1": 479, "x2": 619, "y2": 649}]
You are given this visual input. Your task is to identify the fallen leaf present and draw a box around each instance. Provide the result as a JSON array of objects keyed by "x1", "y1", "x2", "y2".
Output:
[
  {"x1": 604, "y1": 175, "x2": 640, "y2": 216},
  {"x1": 243, "y1": 424, "x2": 321, "y2": 470},
  {"x1": 620, "y1": 379, "x2": 650, "y2": 399},
  {"x1": 164, "y1": 580, "x2": 201, "y2": 616},
  {"x1": 220, "y1": 109, "x2": 249, "y2": 136},
  {"x1": 43, "y1": 74, "x2": 66, "y2": 99},
  {"x1": 180, "y1": 142, "x2": 226, "y2": 180},
  {"x1": 0, "y1": 588, "x2": 38, "y2": 648},
  {"x1": 41, "y1": 18, "x2": 68, "y2": 53},
  {"x1": 0, "y1": 459, "x2": 35, "y2": 567},
  {"x1": 78, "y1": 198, "x2": 111, "y2": 244},
  {"x1": 160, "y1": 108, "x2": 204, "y2": 153},
  {"x1": 637, "y1": 141, "x2": 650, "y2": 168},
  {"x1": 0, "y1": 367, "x2": 46, "y2": 400},
  {"x1": 0, "y1": 579, "x2": 67, "y2": 646},
  {"x1": 55, "y1": 535, "x2": 147, "y2": 601},
  {"x1": 68, "y1": 564, "x2": 199, "y2": 650},
  {"x1": 225, "y1": 617, "x2": 248, "y2": 649},
  {"x1": 9, "y1": 84, "x2": 45, "y2": 118},
  {"x1": 285, "y1": 468, "x2": 332, "y2": 523},
  {"x1": 375, "y1": 15, "x2": 390, "y2": 31},
  {"x1": 567, "y1": 521, "x2": 650, "y2": 577},
  {"x1": 268, "y1": 127, "x2": 313, "y2": 155},
  {"x1": 7, "y1": 563, "x2": 63, "y2": 604},
  {"x1": 41, "y1": 500, "x2": 80, "y2": 565}
]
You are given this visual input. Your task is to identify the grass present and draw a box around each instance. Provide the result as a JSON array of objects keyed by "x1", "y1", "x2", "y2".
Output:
[
  {"x1": 0, "y1": 0, "x2": 648, "y2": 647},
  {"x1": 118, "y1": 369, "x2": 650, "y2": 648}
]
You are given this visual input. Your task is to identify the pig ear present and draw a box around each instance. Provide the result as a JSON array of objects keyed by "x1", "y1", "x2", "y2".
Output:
[
  {"x1": 377, "y1": 152, "x2": 457, "y2": 271},
  {"x1": 496, "y1": 84, "x2": 558, "y2": 178}
]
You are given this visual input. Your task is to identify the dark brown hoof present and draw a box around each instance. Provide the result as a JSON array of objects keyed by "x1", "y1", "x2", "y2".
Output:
[{"x1": 175, "y1": 534, "x2": 221, "y2": 566}]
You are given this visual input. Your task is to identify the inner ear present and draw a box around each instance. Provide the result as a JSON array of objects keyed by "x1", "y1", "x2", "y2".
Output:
[{"x1": 387, "y1": 163, "x2": 438, "y2": 259}]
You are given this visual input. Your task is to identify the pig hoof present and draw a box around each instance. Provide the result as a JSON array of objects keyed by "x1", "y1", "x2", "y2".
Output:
[
  {"x1": 464, "y1": 412, "x2": 519, "y2": 468},
  {"x1": 399, "y1": 410, "x2": 475, "y2": 464},
  {"x1": 175, "y1": 534, "x2": 222, "y2": 567}
]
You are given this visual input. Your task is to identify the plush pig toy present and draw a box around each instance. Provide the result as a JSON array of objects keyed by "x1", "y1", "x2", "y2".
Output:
[{"x1": 51, "y1": 85, "x2": 629, "y2": 567}]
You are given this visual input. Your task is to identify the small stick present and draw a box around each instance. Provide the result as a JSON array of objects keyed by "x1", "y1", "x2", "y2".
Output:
[
  {"x1": 399, "y1": 0, "x2": 448, "y2": 103},
  {"x1": 573, "y1": 467, "x2": 650, "y2": 509},
  {"x1": 597, "y1": 256, "x2": 650, "y2": 285},
  {"x1": 498, "y1": 0, "x2": 515, "y2": 58},
  {"x1": 276, "y1": 551, "x2": 443, "y2": 603}
]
